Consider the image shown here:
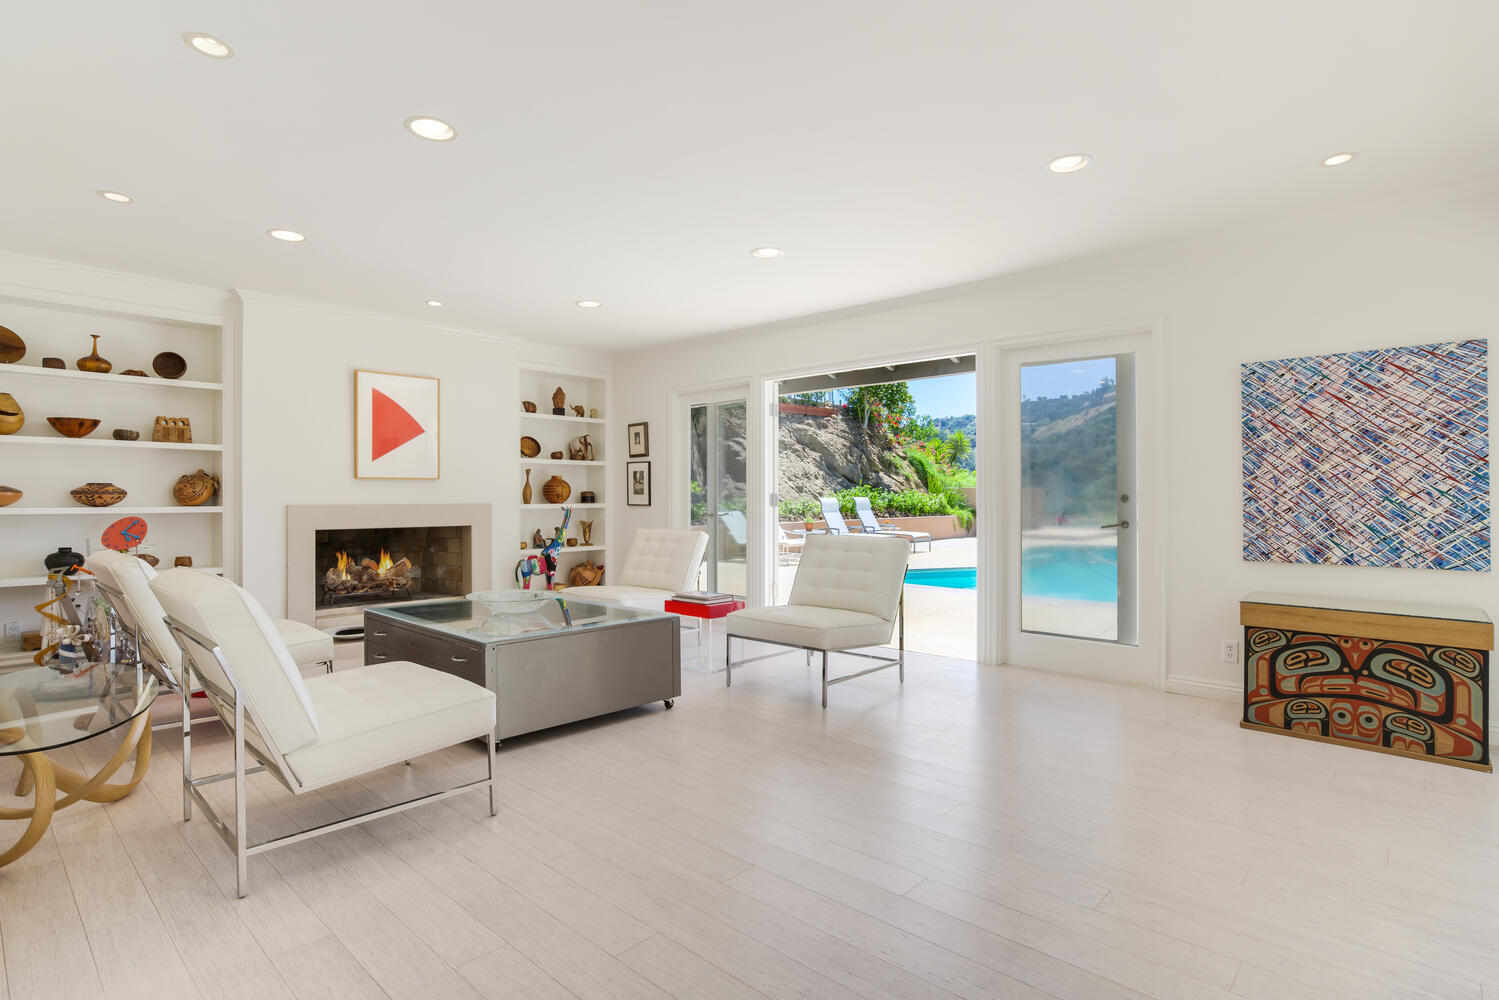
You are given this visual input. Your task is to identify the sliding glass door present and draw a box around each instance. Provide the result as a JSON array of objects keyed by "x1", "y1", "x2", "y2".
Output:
[{"x1": 688, "y1": 398, "x2": 747, "y2": 596}]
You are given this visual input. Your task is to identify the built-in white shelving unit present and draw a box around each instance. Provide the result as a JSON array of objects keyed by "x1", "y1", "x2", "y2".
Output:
[
  {"x1": 0, "y1": 288, "x2": 232, "y2": 651},
  {"x1": 517, "y1": 365, "x2": 611, "y2": 589}
]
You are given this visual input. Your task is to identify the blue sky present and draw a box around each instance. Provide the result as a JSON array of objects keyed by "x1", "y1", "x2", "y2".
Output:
[
  {"x1": 905, "y1": 357, "x2": 1114, "y2": 417},
  {"x1": 909, "y1": 373, "x2": 975, "y2": 418},
  {"x1": 1020, "y1": 357, "x2": 1115, "y2": 400}
]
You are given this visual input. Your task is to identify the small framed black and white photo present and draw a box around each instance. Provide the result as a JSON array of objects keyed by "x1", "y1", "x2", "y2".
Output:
[
  {"x1": 626, "y1": 460, "x2": 652, "y2": 506},
  {"x1": 627, "y1": 421, "x2": 650, "y2": 457}
]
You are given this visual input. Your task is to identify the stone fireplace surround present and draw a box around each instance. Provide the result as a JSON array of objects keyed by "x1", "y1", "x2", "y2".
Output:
[{"x1": 285, "y1": 503, "x2": 492, "y2": 626}]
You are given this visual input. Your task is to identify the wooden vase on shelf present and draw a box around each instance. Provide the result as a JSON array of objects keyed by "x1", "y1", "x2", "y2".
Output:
[
  {"x1": 521, "y1": 469, "x2": 533, "y2": 504},
  {"x1": 77, "y1": 334, "x2": 111, "y2": 373},
  {"x1": 579, "y1": 520, "x2": 593, "y2": 545},
  {"x1": 172, "y1": 469, "x2": 219, "y2": 506},
  {"x1": 542, "y1": 475, "x2": 571, "y2": 503}
]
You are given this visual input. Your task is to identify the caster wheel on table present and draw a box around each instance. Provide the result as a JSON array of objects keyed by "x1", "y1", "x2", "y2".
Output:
[{"x1": 663, "y1": 699, "x2": 674, "y2": 709}]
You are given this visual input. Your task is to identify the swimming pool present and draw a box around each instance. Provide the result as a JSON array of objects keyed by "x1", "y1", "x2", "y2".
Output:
[
  {"x1": 905, "y1": 545, "x2": 1118, "y2": 603},
  {"x1": 906, "y1": 567, "x2": 976, "y2": 589}
]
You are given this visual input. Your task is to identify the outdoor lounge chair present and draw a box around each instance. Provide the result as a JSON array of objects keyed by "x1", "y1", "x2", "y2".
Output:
[
  {"x1": 853, "y1": 496, "x2": 934, "y2": 552},
  {"x1": 818, "y1": 497, "x2": 856, "y2": 534},
  {"x1": 777, "y1": 523, "x2": 805, "y2": 562},
  {"x1": 724, "y1": 533, "x2": 908, "y2": 707}
]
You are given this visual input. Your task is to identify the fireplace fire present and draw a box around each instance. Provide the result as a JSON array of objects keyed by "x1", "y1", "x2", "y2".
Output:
[{"x1": 322, "y1": 548, "x2": 415, "y2": 606}]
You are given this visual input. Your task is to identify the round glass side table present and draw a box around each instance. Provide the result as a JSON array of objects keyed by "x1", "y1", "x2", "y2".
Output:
[{"x1": 0, "y1": 662, "x2": 158, "y2": 868}]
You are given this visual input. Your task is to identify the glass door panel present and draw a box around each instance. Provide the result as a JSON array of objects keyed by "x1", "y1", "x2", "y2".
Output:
[
  {"x1": 687, "y1": 399, "x2": 747, "y2": 596},
  {"x1": 1018, "y1": 354, "x2": 1136, "y2": 643}
]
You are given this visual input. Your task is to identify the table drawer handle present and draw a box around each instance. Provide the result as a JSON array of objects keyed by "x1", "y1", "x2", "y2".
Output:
[
  {"x1": 450, "y1": 655, "x2": 467, "y2": 663},
  {"x1": 372, "y1": 630, "x2": 387, "y2": 637},
  {"x1": 372, "y1": 652, "x2": 388, "y2": 660}
]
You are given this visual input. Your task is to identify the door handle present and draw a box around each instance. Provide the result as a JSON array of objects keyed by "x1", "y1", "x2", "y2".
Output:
[{"x1": 1099, "y1": 521, "x2": 1130, "y2": 530}]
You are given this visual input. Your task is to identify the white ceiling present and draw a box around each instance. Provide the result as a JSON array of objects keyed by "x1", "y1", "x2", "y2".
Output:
[{"x1": 3, "y1": 2, "x2": 1496, "y2": 349}]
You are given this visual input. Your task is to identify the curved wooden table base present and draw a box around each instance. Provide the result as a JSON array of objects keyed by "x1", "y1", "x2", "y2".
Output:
[{"x1": 0, "y1": 713, "x2": 152, "y2": 868}]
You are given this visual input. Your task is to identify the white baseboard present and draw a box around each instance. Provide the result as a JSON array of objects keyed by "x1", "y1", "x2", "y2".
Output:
[{"x1": 1163, "y1": 674, "x2": 1241, "y2": 701}]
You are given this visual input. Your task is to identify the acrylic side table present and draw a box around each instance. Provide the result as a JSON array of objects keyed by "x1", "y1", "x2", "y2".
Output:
[{"x1": 666, "y1": 598, "x2": 746, "y2": 672}]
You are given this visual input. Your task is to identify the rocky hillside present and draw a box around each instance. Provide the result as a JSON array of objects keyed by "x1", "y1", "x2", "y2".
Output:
[{"x1": 777, "y1": 412, "x2": 922, "y2": 498}]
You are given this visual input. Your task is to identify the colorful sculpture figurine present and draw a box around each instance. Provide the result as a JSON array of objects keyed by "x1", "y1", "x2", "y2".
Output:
[{"x1": 514, "y1": 506, "x2": 572, "y2": 589}]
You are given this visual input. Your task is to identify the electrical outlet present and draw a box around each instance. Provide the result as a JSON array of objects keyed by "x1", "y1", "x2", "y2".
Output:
[
  {"x1": 3, "y1": 621, "x2": 20, "y2": 642},
  {"x1": 1221, "y1": 639, "x2": 1239, "y2": 664}
]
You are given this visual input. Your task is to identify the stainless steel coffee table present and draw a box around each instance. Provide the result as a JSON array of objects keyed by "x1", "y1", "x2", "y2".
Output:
[{"x1": 364, "y1": 595, "x2": 680, "y2": 744}]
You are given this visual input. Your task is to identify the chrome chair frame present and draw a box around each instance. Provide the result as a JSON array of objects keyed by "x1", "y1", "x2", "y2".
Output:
[
  {"x1": 163, "y1": 616, "x2": 496, "y2": 898},
  {"x1": 725, "y1": 588, "x2": 904, "y2": 708},
  {"x1": 93, "y1": 579, "x2": 220, "y2": 734}
]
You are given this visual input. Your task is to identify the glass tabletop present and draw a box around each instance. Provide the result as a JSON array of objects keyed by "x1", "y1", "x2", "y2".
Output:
[
  {"x1": 368, "y1": 595, "x2": 673, "y2": 644},
  {"x1": 0, "y1": 663, "x2": 159, "y2": 757}
]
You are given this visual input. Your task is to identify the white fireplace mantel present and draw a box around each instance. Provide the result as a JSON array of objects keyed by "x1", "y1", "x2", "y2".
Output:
[{"x1": 285, "y1": 503, "x2": 492, "y2": 624}]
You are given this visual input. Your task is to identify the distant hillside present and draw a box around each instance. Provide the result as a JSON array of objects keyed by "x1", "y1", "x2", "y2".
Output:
[{"x1": 1021, "y1": 382, "x2": 1117, "y2": 521}]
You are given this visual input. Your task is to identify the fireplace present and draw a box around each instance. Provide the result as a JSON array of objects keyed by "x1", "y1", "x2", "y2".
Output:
[
  {"x1": 285, "y1": 503, "x2": 493, "y2": 627},
  {"x1": 314, "y1": 525, "x2": 467, "y2": 608}
]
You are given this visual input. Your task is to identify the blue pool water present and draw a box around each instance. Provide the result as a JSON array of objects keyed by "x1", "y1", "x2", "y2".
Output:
[
  {"x1": 1023, "y1": 545, "x2": 1117, "y2": 603},
  {"x1": 906, "y1": 546, "x2": 1118, "y2": 604},
  {"x1": 906, "y1": 567, "x2": 976, "y2": 589}
]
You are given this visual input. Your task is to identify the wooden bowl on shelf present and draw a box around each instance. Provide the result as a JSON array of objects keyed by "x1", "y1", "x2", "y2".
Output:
[
  {"x1": 47, "y1": 417, "x2": 101, "y2": 438},
  {"x1": 152, "y1": 351, "x2": 187, "y2": 379},
  {"x1": 70, "y1": 482, "x2": 126, "y2": 507},
  {"x1": 520, "y1": 436, "x2": 541, "y2": 458},
  {"x1": 0, "y1": 325, "x2": 24, "y2": 363},
  {"x1": 0, "y1": 486, "x2": 21, "y2": 508}
]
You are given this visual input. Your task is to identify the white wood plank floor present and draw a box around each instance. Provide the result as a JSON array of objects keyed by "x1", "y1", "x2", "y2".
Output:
[{"x1": 3, "y1": 647, "x2": 1498, "y2": 999}]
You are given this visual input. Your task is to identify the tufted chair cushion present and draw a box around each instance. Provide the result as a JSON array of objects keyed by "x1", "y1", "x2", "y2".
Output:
[
  {"x1": 788, "y1": 534, "x2": 910, "y2": 620},
  {"x1": 151, "y1": 568, "x2": 321, "y2": 755},
  {"x1": 615, "y1": 529, "x2": 709, "y2": 592}
]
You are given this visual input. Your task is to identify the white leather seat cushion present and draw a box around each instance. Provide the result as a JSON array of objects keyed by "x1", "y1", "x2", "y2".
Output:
[
  {"x1": 616, "y1": 529, "x2": 708, "y2": 592},
  {"x1": 275, "y1": 619, "x2": 334, "y2": 668},
  {"x1": 285, "y1": 662, "x2": 495, "y2": 791},
  {"x1": 727, "y1": 604, "x2": 895, "y2": 650},
  {"x1": 789, "y1": 534, "x2": 910, "y2": 619},
  {"x1": 151, "y1": 568, "x2": 322, "y2": 754},
  {"x1": 562, "y1": 584, "x2": 673, "y2": 609}
]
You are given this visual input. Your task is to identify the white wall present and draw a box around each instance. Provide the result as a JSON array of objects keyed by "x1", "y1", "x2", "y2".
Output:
[
  {"x1": 236, "y1": 292, "x2": 605, "y2": 616},
  {"x1": 611, "y1": 183, "x2": 1499, "y2": 693}
]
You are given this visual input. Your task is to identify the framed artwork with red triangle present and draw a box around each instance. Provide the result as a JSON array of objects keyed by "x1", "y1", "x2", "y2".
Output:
[{"x1": 355, "y1": 369, "x2": 440, "y2": 479}]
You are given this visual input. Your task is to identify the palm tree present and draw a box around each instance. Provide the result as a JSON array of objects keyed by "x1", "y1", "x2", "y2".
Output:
[{"x1": 944, "y1": 430, "x2": 971, "y2": 464}]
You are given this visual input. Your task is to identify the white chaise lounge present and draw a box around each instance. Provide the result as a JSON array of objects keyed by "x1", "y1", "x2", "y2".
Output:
[
  {"x1": 563, "y1": 528, "x2": 708, "y2": 608},
  {"x1": 724, "y1": 533, "x2": 909, "y2": 707},
  {"x1": 150, "y1": 568, "x2": 497, "y2": 897},
  {"x1": 88, "y1": 549, "x2": 335, "y2": 694}
]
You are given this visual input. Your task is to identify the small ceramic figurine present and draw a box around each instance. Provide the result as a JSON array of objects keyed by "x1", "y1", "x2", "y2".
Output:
[
  {"x1": 571, "y1": 404, "x2": 585, "y2": 417},
  {"x1": 532, "y1": 529, "x2": 546, "y2": 549},
  {"x1": 589, "y1": 408, "x2": 598, "y2": 419}
]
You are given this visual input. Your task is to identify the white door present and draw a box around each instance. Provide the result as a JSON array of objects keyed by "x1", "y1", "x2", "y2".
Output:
[{"x1": 1000, "y1": 330, "x2": 1161, "y2": 685}]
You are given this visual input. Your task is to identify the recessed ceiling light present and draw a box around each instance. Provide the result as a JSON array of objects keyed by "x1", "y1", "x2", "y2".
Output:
[
  {"x1": 183, "y1": 33, "x2": 234, "y2": 58},
  {"x1": 266, "y1": 229, "x2": 306, "y2": 243},
  {"x1": 97, "y1": 190, "x2": 133, "y2": 203},
  {"x1": 426, "y1": 300, "x2": 443, "y2": 307},
  {"x1": 1048, "y1": 154, "x2": 1092, "y2": 174},
  {"x1": 575, "y1": 300, "x2": 601, "y2": 309},
  {"x1": 1321, "y1": 152, "x2": 1356, "y2": 167},
  {"x1": 405, "y1": 116, "x2": 457, "y2": 142},
  {"x1": 750, "y1": 247, "x2": 784, "y2": 259}
]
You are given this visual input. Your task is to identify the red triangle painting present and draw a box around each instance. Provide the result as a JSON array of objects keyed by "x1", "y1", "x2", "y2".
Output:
[{"x1": 370, "y1": 388, "x2": 425, "y2": 460}]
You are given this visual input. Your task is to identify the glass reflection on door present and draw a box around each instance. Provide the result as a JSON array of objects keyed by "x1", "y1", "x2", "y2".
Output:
[{"x1": 1018, "y1": 355, "x2": 1135, "y2": 642}]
